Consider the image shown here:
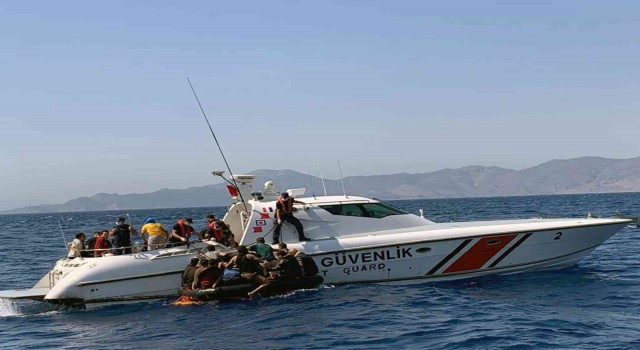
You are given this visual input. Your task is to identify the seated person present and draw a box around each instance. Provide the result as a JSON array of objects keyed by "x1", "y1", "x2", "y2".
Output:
[
  {"x1": 249, "y1": 237, "x2": 275, "y2": 260},
  {"x1": 270, "y1": 250, "x2": 303, "y2": 280},
  {"x1": 251, "y1": 237, "x2": 277, "y2": 275},
  {"x1": 204, "y1": 245, "x2": 229, "y2": 268},
  {"x1": 290, "y1": 249, "x2": 320, "y2": 277},
  {"x1": 192, "y1": 259, "x2": 223, "y2": 290},
  {"x1": 182, "y1": 257, "x2": 200, "y2": 289},
  {"x1": 225, "y1": 245, "x2": 270, "y2": 297},
  {"x1": 276, "y1": 242, "x2": 288, "y2": 254}
]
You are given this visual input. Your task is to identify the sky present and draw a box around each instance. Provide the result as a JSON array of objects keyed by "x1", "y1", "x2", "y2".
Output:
[{"x1": 1, "y1": 1, "x2": 640, "y2": 210}]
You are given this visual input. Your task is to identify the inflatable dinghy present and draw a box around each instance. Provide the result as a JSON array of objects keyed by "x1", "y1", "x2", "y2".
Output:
[{"x1": 179, "y1": 275, "x2": 324, "y2": 301}]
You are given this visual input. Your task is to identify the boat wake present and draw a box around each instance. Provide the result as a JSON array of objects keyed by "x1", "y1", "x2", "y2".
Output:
[
  {"x1": 0, "y1": 299, "x2": 20, "y2": 317},
  {"x1": 0, "y1": 298, "x2": 62, "y2": 318}
]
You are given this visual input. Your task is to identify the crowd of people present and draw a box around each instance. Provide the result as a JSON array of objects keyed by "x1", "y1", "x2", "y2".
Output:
[
  {"x1": 65, "y1": 210, "x2": 319, "y2": 299},
  {"x1": 181, "y1": 239, "x2": 319, "y2": 297},
  {"x1": 67, "y1": 191, "x2": 312, "y2": 260},
  {"x1": 67, "y1": 214, "x2": 237, "y2": 259}
]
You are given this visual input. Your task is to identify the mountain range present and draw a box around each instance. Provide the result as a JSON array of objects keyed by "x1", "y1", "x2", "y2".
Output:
[{"x1": 3, "y1": 156, "x2": 640, "y2": 214}]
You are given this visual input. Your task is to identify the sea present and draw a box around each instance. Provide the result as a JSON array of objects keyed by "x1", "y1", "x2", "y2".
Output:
[{"x1": 1, "y1": 193, "x2": 640, "y2": 350}]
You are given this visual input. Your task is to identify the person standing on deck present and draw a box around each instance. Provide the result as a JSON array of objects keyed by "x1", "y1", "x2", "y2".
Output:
[
  {"x1": 140, "y1": 217, "x2": 169, "y2": 250},
  {"x1": 273, "y1": 192, "x2": 309, "y2": 244},
  {"x1": 84, "y1": 232, "x2": 100, "y2": 257},
  {"x1": 94, "y1": 231, "x2": 111, "y2": 257},
  {"x1": 110, "y1": 217, "x2": 137, "y2": 255},
  {"x1": 169, "y1": 217, "x2": 202, "y2": 247},
  {"x1": 67, "y1": 232, "x2": 85, "y2": 259}
]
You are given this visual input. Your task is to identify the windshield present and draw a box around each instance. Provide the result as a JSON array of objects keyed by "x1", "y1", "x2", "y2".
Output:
[{"x1": 318, "y1": 202, "x2": 408, "y2": 219}]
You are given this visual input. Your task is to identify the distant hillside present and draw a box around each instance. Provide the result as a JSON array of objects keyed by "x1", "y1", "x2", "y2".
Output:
[{"x1": 3, "y1": 156, "x2": 640, "y2": 214}]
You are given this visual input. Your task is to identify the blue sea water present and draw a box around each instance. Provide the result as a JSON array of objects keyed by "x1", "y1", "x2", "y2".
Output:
[{"x1": 1, "y1": 193, "x2": 640, "y2": 349}]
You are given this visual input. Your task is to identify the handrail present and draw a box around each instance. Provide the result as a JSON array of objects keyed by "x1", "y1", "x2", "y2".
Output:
[{"x1": 74, "y1": 239, "x2": 231, "y2": 259}]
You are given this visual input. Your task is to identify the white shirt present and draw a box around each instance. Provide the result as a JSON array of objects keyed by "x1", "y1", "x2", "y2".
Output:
[
  {"x1": 204, "y1": 251, "x2": 220, "y2": 260},
  {"x1": 68, "y1": 238, "x2": 83, "y2": 258}
]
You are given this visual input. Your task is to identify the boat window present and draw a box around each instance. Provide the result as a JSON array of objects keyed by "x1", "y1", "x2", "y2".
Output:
[
  {"x1": 319, "y1": 203, "x2": 408, "y2": 218},
  {"x1": 361, "y1": 203, "x2": 408, "y2": 218}
]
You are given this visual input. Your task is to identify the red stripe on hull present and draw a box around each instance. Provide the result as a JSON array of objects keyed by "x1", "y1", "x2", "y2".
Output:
[{"x1": 444, "y1": 234, "x2": 517, "y2": 273}]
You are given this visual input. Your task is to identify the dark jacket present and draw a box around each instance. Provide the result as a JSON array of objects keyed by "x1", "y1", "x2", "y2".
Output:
[{"x1": 274, "y1": 255, "x2": 303, "y2": 280}]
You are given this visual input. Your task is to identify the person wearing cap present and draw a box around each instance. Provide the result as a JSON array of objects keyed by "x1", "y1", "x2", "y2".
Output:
[
  {"x1": 273, "y1": 192, "x2": 309, "y2": 244},
  {"x1": 110, "y1": 217, "x2": 138, "y2": 255},
  {"x1": 141, "y1": 217, "x2": 169, "y2": 250},
  {"x1": 169, "y1": 217, "x2": 202, "y2": 247},
  {"x1": 201, "y1": 214, "x2": 222, "y2": 241},
  {"x1": 201, "y1": 214, "x2": 237, "y2": 247}
]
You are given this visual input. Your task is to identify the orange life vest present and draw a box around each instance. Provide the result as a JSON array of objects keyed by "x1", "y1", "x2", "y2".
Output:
[
  {"x1": 176, "y1": 220, "x2": 191, "y2": 239},
  {"x1": 278, "y1": 197, "x2": 294, "y2": 214},
  {"x1": 208, "y1": 222, "x2": 224, "y2": 241}
]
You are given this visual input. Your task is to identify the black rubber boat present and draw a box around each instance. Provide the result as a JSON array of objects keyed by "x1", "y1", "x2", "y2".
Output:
[{"x1": 179, "y1": 275, "x2": 324, "y2": 301}]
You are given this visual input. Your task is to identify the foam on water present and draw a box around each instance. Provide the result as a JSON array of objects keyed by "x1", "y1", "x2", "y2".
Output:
[
  {"x1": 0, "y1": 299, "x2": 63, "y2": 318},
  {"x1": 0, "y1": 299, "x2": 20, "y2": 317}
]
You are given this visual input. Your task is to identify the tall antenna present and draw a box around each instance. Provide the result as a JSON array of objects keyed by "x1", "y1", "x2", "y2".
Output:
[
  {"x1": 186, "y1": 77, "x2": 248, "y2": 212},
  {"x1": 57, "y1": 218, "x2": 68, "y2": 252},
  {"x1": 319, "y1": 165, "x2": 328, "y2": 196},
  {"x1": 308, "y1": 169, "x2": 316, "y2": 199},
  {"x1": 337, "y1": 160, "x2": 348, "y2": 198}
]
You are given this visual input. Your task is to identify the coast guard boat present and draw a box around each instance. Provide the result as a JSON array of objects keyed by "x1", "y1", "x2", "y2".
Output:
[{"x1": 0, "y1": 175, "x2": 631, "y2": 308}]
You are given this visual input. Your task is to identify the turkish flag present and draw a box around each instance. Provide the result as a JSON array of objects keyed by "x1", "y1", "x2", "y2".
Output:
[{"x1": 227, "y1": 185, "x2": 239, "y2": 197}]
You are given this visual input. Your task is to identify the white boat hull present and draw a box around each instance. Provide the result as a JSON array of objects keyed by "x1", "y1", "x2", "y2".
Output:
[
  {"x1": 30, "y1": 218, "x2": 627, "y2": 307},
  {"x1": 42, "y1": 245, "x2": 207, "y2": 307},
  {"x1": 298, "y1": 219, "x2": 627, "y2": 284}
]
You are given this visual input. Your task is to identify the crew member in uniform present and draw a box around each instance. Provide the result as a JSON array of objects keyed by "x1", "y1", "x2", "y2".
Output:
[
  {"x1": 110, "y1": 217, "x2": 137, "y2": 255},
  {"x1": 169, "y1": 217, "x2": 202, "y2": 246},
  {"x1": 273, "y1": 192, "x2": 309, "y2": 244}
]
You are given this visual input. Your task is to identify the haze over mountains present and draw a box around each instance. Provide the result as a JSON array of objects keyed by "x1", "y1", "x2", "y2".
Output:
[{"x1": 4, "y1": 156, "x2": 640, "y2": 214}]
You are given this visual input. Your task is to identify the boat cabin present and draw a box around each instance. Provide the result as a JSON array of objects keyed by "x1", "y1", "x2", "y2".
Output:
[{"x1": 220, "y1": 176, "x2": 433, "y2": 246}]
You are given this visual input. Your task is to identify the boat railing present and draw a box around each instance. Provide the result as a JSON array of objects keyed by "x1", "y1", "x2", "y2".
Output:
[
  {"x1": 75, "y1": 239, "x2": 229, "y2": 259},
  {"x1": 77, "y1": 244, "x2": 145, "y2": 257}
]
